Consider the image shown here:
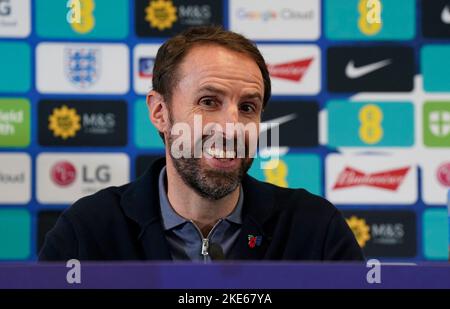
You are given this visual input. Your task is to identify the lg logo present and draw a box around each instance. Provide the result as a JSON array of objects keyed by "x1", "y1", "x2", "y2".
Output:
[
  {"x1": 51, "y1": 161, "x2": 111, "y2": 186},
  {"x1": 0, "y1": 0, "x2": 11, "y2": 16},
  {"x1": 83, "y1": 165, "x2": 111, "y2": 183}
]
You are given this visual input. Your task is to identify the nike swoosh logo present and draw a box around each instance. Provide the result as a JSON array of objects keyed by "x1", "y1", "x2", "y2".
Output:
[
  {"x1": 441, "y1": 5, "x2": 450, "y2": 24},
  {"x1": 260, "y1": 113, "x2": 297, "y2": 134},
  {"x1": 345, "y1": 59, "x2": 392, "y2": 79}
]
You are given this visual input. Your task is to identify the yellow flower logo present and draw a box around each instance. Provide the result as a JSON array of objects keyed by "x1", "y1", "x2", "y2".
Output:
[
  {"x1": 48, "y1": 105, "x2": 81, "y2": 140},
  {"x1": 346, "y1": 216, "x2": 371, "y2": 248},
  {"x1": 145, "y1": 0, "x2": 177, "y2": 31}
]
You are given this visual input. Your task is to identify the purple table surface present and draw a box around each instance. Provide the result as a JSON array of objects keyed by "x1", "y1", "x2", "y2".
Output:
[{"x1": 0, "y1": 262, "x2": 449, "y2": 289}]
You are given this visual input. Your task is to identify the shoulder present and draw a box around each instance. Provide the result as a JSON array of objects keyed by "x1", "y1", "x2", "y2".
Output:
[
  {"x1": 62, "y1": 182, "x2": 131, "y2": 225},
  {"x1": 255, "y1": 178, "x2": 339, "y2": 220}
]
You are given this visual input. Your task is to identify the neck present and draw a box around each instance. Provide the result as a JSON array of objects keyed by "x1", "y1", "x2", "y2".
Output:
[{"x1": 165, "y1": 156, "x2": 240, "y2": 237}]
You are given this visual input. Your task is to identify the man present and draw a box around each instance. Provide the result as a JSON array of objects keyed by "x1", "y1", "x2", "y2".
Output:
[{"x1": 39, "y1": 26, "x2": 364, "y2": 261}]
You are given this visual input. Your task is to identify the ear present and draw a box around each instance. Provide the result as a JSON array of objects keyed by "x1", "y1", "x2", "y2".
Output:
[{"x1": 146, "y1": 90, "x2": 170, "y2": 136}]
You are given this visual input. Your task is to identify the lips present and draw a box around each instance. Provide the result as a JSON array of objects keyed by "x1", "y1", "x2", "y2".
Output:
[
  {"x1": 204, "y1": 146, "x2": 236, "y2": 159},
  {"x1": 203, "y1": 146, "x2": 240, "y2": 170}
]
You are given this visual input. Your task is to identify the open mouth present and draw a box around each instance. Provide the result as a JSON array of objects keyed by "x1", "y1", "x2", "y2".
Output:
[
  {"x1": 203, "y1": 146, "x2": 239, "y2": 170},
  {"x1": 205, "y1": 146, "x2": 236, "y2": 160}
]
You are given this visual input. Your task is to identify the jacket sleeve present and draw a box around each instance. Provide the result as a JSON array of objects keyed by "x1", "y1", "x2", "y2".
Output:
[
  {"x1": 322, "y1": 210, "x2": 365, "y2": 261},
  {"x1": 38, "y1": 214, "x2": 79, "y2": 261}
]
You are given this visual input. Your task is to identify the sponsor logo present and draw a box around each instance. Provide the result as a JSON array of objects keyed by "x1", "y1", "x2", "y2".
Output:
[
  {"x1": 326, "y1": 100, "x2": 414, "y2": 148},
  {"x1": 344, "y1": 211, "x2": 416, "y2": 258},
  {"x1": 80, "y1": 112, "x2": 116, "y2": 135},
  {"x1": 249, "y1": 153, "x2": 322, "y2": 195},
  {"x1": 136, "y1": 0, "x2": 222, "y2": 37},
  {"x1": 423, "y1": 102, "x2": 450, "y2": 147},
  {"x1": 327, "y1": 46, "x2": 414, "y2": 92},
  {"x1": 441, "y1": 5, "x2": 450, "y2": 24},
  {"x1": 177, "y1": 3, "x2": 212, "y2": 26},
  {"x1": 326, "y1": 154, "x2": 417, "y2": 204},
  {"x1": 260, "y1": 101, "x2": 318, "y2": 147},
  {"x1": 36, "y1": 43, "x2": 129, "y2": 94},
  {"x1": 0, "y1": 98, "x2": 30, "y2": 147},
  {"x1": 437, "y1": 162, "x2": 450, "y2": 187},
  {"x1": 428, "y1": 111, "x2": 450, "y2": 138},
  {"x1": 37, "y1": 153, "x2": 129, "y2": 204},
  {"x1": 64, "y1": 48, "x2": 100, "y2": 88},
  {"x1": 39, "y1": 100, "x2": 127, "y2": 147},
  {"x1": 346, "y1": 216, "x2": 371, "y2": 248},
  {"x1": 230, "y1": 0, "x2": 319, "y2": 40},
  {"x1": 0, "y1": 171, "x2": 26, "y2": 185},
  {"x1": 0, "y1": 109, "x2": 23, "y2": 135},
  {"x1": 345, "y1": 59, "x2": 392, "y2": 79},
  {"x1": 422, "y1": 0, "x2": 450, "y2": 39},
  {"x1": 48, "y1": 105, "x2": 81, "y2": 140},
  {"x1": 260, "y1": 114, "x2": 297, "y2": 134},
  {"x1": 139, "y1": 57, "x2": 154, "y2": 78},
  {"x1": 325, "y1": 0, "x2": 415, "y2": 40},
  {"x1": 51, "y1": 161, "x2": 77, "y2": 187},
  {"x1": 0, "y1": 0, "x2": 11, "y2": 16},
  {"x1": 133, "y1": 44, "x2": 160, "y2": 94},
  {"x1": 0, "y1": 0, "x2": 30, "y2": 38},
  {"x1": 236, "y1": 8, "x2": 314, "y2": 22},
  {"x1": 371, "y1": 222, "x2": 406, "y2": 246},
  {"x1": 0, "y1": 153, "x2": 31, "y2": 204},
  {"x1": 145, "y1": 0, "x2": 177, "y2": 30},
  {"x1": 37, "y1": 0, "x2": 127, "y2": 39},
  {"x1": 421, "y1": 155, "x2": 450, "y2": 205},
  {"x1": 50, "y1": 162, "x2": 111, "y2": 187},
  {"x1": 267, "y1": 58, "x2": 313, "y2": 82},
  {"x1": 333, "y1": 166, "x2": 410, "y2": 191},
  {"x1": 258, "y1": 45, "x2": 320, "y2": 95}
]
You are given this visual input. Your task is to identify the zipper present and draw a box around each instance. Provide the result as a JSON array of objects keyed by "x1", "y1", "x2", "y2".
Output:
[{"x1": 190, "y1": 219, "x2": 223, "y2": 262}]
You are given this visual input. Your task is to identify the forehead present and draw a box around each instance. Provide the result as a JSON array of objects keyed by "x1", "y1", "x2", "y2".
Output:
[{"x1": 176, "y1": 44, "x2": 264, "y2": 92}]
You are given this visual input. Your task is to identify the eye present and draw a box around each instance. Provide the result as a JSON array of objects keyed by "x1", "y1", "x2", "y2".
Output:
[
  {"x1": 199, "y1": 97, "x2": 218, "y2": 108},
  {"x1": 240, "y1": 103, "x2": 256, "y2": 113}
]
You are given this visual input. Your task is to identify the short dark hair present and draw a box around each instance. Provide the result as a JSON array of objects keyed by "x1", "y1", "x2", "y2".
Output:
[{"x1": 152, "y1": 25, "x2": 271, "y2": 109}]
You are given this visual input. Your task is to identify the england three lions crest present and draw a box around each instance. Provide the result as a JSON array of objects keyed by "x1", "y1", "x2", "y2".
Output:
[{"x1": 65, "y1": 48, "x2": 101, "y2": 88}]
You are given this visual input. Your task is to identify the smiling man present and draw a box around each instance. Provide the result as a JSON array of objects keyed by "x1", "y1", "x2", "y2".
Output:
[{"x1": 39, "y1": 26, "x2": 364, "y2": 262}]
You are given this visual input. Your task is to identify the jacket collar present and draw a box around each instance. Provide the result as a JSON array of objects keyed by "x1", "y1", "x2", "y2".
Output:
[
  {"x1": 228, "y1": 173, "x2": 276, "y2": 260},
  {"x1": 120, "y1": 157, "x2": 172, "y2": 260},
  {"x1": 120, "y1": 157, "x2": 276, "y2": 260}
]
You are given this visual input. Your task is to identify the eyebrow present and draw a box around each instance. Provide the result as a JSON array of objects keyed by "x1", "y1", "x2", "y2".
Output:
[
  {"x1": 198, "y1": 85, "x2": 263, "y2": 103},
  {"x1": 198, "y1": 85, "x2": 227, "y2": 96},
  {"x1": 241, "y1": 92, "x2": 263, "y2": 103}
]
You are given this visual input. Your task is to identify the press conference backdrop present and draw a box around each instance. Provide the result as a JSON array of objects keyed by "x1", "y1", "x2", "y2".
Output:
[{"x1": 0, "y1": 0, "x2": 449, "y2": 262}]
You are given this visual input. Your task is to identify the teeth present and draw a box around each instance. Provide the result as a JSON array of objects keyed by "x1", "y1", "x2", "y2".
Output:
[{"x1": 205, "y1": 147, "x2": 236, "y2": 159}]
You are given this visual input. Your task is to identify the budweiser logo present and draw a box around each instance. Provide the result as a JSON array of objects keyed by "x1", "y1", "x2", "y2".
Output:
[
  {"x1": 333, "y1": 166, "x2": 410, "y2": 191},
  {"x1": 267, "y1": 58, "x2": 313, "y2": 82}
]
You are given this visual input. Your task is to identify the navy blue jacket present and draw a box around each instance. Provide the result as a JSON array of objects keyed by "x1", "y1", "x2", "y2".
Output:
[{"x1": 39, "y1": 158, "x2": 364, "y2": 261}]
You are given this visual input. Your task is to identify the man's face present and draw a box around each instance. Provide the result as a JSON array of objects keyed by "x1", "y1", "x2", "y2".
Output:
[{"x1": 166, "y1": 44, "x2": 264, "y2": 200}]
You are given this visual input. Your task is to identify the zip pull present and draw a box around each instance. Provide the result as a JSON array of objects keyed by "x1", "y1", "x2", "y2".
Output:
[{"x1": 201, "y1": 238, "x2": 209, "y2": 257}]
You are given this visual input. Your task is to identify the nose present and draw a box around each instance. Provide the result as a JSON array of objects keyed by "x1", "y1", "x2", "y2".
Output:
[{"x1": 221, "y1": 102, "x2": 239, "y2": 125}]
